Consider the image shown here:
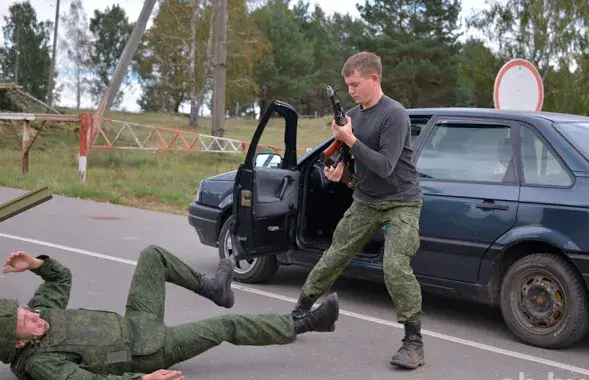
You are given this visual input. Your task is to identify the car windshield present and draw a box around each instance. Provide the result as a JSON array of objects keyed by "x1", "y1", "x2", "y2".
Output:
[{"x1": 554, "y1": 121, "x2": 589, "y2": 161}]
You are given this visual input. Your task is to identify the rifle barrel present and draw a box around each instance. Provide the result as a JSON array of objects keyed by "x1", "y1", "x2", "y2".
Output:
[{"x1": 0, "y1": 187, "x2": 53, "y2": 223}]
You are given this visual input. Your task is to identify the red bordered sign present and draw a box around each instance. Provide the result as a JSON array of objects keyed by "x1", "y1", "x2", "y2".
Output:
[{"x1": 494, "y1": 58, "x2": 544, "y2": 111}]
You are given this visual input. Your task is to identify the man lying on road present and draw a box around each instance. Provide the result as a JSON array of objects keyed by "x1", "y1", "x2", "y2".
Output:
[{"x1": 0, "y1": 245, "x2": 339, "y2": 380}]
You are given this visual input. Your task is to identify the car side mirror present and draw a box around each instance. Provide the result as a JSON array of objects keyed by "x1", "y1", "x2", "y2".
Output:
[{"x1": 254, "y1": 152, "x2": 282, "y2": 168}]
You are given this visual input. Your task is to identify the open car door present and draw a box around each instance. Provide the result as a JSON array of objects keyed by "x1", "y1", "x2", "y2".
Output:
[{"x1": 232, "y1": 100, "x2": 300, "y2": 261}]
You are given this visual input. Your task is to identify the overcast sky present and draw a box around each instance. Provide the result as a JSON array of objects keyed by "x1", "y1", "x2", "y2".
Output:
[{"x1": 0, "y1": 0, "x2": 491, "y2": 113}]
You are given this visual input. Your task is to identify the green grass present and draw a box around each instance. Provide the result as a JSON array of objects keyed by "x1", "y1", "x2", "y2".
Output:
[{"x1": 0, "y1": 110, "x2": 333, "y2": 214}]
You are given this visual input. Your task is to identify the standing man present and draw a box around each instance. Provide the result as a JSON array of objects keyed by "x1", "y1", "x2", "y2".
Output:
[
  {"x1": 291, "y1": 51, "x2": 425, "y2": 369},
  {"x1": 0, "y1": 245, "x2": 339, "y2": 380}
]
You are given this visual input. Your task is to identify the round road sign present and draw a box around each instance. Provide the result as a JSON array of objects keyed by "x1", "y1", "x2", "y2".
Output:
[{"x1": 494, "y1": 58, "x2": 544, "y2": 111}]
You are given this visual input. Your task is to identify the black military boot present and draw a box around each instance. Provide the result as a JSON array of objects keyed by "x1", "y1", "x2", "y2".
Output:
[
  {"x1": 292, "y1": 292, "x2": 338, "y2": 332},
  {"x1": 197, "y1": 258, "x2": 235, "y2": 308},
  {"x1": 294, "y1": 293, "x2": 339, "y2": 334},
  {"x1": 390, "y1": 323, "x2": 425, "y2": 369},
  {"x1": 291, "y1": 293, "x2": 315, "y2": 320}
]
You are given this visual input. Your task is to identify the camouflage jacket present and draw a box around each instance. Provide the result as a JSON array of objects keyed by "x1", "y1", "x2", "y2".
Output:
[{"x1": 10, "y1": 256, "x2": 160, "y2": 380}]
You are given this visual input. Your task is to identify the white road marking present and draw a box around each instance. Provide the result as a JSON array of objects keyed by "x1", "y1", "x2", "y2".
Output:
[
  {"x1": 0, "y1": 233, "x2": 138, "y2": 265},
  {"x1": 1, "y1": 231, "x2": 589, "y2": 376}
]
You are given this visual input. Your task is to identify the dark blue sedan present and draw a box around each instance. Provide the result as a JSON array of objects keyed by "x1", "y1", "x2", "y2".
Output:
[{"x1": 188, "y1": 100, "x2": 589, "y2": 350}]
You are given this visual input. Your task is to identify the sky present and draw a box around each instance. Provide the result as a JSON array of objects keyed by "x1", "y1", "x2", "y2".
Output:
[{"x1": 0, "y1": 0, "x2": 491, "y2": 114}]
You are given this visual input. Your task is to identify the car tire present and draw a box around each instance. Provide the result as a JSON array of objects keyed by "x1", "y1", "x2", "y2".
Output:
[
  {"x1": 218, "y1": 214, "x2": 279, "y2": 284},
  {"x1": 499, "y1": 252, "x2": 589, "y2": 349}
]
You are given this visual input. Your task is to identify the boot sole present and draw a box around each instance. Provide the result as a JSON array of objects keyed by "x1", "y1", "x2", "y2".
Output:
[
  {"x1": 390, "y1": 358, "x2": 424, "y2": 369},
  {"x1": 325, "y1": 293, "x2": 340, "y2": 331},
  {"x1": 218, "y1": 259, "x2": 235, "y2": 308},
  {"x1": 326, "y1": 293, "x2": 340, "y2": 319}
]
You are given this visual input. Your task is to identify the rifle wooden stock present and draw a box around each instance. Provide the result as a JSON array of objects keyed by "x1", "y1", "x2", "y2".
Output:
[
  {"x1": 323, "y1": 139, "x2": 344, "y2": 161},
  {"x1": 0, "y1": 187, "x2": 53, "y2": 223}
]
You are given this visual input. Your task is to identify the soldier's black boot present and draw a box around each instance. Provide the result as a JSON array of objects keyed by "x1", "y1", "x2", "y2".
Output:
[
  {"x1": 390, "y1": 322, "x2": 425, "y2": 369},
  {"x1": 197, "y1": 258, "x2": 235, "y2": 308},
  {"x1": 292, "y1": 292, "x2": 337, "y2": 332},
  {"x1": 294, "y1": 293, "x2": 339, "y2": 334},
  {"x1": 291, "y1": 293, "x2": 315, "y2": 320}
]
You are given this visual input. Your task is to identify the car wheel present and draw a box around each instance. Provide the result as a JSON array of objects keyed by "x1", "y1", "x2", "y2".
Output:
[
  {"x1": 218, "y1": 215, "x2": 279, "y2": 283},
  {"x1": 500, "y1": 253, "x2": 589, "y2": 349}
]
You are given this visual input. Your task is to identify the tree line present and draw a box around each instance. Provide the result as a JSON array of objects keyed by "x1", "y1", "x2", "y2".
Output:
[{"x1": 1, "y1": 0, "x2": 588, "y2": 130}]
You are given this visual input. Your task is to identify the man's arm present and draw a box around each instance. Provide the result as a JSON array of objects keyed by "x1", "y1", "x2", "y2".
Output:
[
  {"x1": 26, "y1": 255, "x2": 72, "y2": 311},
  {"x1": 23, "y1": 353, "x2": 145, "y2": 380},
  {"x1": 349, "y1": 108, "x2": 409, "y2": 179}
]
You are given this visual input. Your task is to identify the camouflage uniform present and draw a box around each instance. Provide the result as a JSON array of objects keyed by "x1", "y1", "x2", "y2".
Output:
[
  {"x1": 294, "y1": 197, "x2": 425, "y2": 369},
  {"x1": 293, "y1": 92, "x2": 426, "y2": 369},
  {"x1": 0, "y1": 245, "x2": 339, "y2": 379},
  {"x1": 302, "y1": 196, "x2": 423, "y2": 324}
]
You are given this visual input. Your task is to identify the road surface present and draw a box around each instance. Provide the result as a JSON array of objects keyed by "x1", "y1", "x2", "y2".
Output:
[{"x1": 0, "y1": 186, "x2": 588, "y2": 380}]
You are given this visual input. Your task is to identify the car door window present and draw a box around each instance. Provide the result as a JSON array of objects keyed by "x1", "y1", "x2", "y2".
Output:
[
  {"x1": 250, "y1": 110, "x2": 287, "y2": 169},
  {"x1": 519, "y1": 124, "x2": 572, "y2": 187},
  {"x1": 410, "y1": 116, "x2": 432, "y2": 146},
  {"x1": 416, "y1": 122, "x2": 514, "y2": 183}
]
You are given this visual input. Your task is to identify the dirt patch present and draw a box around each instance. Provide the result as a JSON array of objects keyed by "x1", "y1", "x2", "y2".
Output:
[{"x1": 85, "y1": 215, "x2": 121, "y2": 220}]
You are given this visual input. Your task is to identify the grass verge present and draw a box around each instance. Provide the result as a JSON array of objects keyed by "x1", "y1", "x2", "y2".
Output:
[{"x1": 0, "y1": 110, "x2": 332, "y2": 215}]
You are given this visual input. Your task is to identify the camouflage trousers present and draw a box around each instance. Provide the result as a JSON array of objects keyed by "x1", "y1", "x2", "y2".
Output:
[
  {"x1": 125, "y1": 245, "x2": 296, "y2": 373},
  {"x1": 301, "y1": 197, "x2": 424, "y2": 324}
]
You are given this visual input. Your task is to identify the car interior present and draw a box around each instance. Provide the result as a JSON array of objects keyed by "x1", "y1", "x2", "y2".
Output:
[{"x1": 299, "y1": 158, "x2": 386, "y2": 258}]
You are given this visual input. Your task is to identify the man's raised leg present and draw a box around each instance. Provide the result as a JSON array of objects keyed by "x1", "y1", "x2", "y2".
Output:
[
  {"x1": 125, "y1": 245, "x2": 234, "y2": 321},
  {"x1": 153, "y1": 293, "x2": 340, "y2": 369}
]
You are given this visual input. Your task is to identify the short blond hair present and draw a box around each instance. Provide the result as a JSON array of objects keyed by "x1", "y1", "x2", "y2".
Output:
[{"x1": 341, "y1": 52, "x2": 382, "y2": 78}]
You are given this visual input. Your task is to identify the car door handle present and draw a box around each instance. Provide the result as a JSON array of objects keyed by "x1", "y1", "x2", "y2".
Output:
[
  {"x1": 476, "y1": 201, "x2": 508, "y2": 211},
  {"x1": 278, "y1": 176, "x2": 293, "y2": 200}
]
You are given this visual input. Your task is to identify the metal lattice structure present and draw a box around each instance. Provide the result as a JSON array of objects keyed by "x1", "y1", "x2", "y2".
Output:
[
  {"x1": 1, "y1": 111, "x2": 309, "y2": 182},
  {"x1": 89, "y1": 117, "x2": 281, "y2": 154}
]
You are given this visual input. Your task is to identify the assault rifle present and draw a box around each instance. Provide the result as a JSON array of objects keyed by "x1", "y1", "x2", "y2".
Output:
[
  {"x1": 0, "y1": 187, "x2": 53, "y2": 223},
  {"x1": 320, "y1": 85, "x2": 357, "y2": 188}
]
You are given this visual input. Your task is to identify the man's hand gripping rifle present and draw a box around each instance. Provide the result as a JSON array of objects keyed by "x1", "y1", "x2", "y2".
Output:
[{"x1": 320, "y1": 85, "x2": 357, "y2": 188}]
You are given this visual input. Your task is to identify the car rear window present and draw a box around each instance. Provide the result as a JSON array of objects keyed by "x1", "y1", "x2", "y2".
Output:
[{"x1": 555, "y1": 122, "x2": 589, "y2": 162}]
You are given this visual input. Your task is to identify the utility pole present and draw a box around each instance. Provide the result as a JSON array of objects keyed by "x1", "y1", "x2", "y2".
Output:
[
  {"x1": 82, "y1": 0, "x2": 156, "y2": 182},
  {"x1": 47, "y1": 0, "x2": 60, "y2": 106},
  {"x1": 188, "y1": 0, "x2": 198, "y2": 127},
  {"x1": 14, "y1": 24, "x2": 20, "y2": 84},
  {"x1": 95, "y1": 0, "x2": 156, "y2": 117},
  {"x1": 211, "y1": 0, "x2": 227, "y2": 137}
]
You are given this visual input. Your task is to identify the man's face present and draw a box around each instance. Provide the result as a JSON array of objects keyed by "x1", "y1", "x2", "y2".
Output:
[
  {"x1": 344, "y1": 69, "x2": 379, "y2": 106},
  {"x1": 16, "y1": 307, "x2": 49, "y2": 346}
]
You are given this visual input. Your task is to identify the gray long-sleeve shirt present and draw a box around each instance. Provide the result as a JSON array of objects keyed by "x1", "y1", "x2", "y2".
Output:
[{"x1": 347, "y1": 94, "x2": 423, "y2": 203}]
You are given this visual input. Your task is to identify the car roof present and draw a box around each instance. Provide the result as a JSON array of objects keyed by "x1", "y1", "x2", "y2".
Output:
[{"x1": 407, "y1": 107, "x2": 589, "y2": 123}]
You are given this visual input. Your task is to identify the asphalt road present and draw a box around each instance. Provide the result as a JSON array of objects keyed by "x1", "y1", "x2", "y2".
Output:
[{"x1": 0, "y1": 186, "x2": 588, "y2": 380}]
